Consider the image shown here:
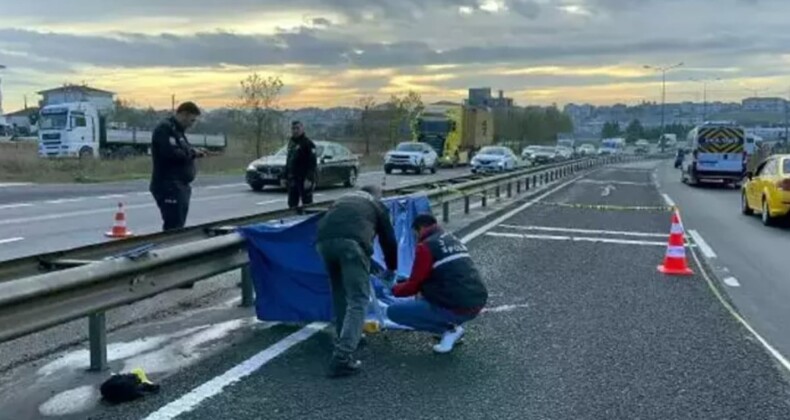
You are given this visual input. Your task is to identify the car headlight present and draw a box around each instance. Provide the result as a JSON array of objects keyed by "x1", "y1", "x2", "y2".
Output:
[
  {"x1": 497, "y1": 161, "x2": 505, "y2": 166},
  {"x1": 247, "y1": 163, "x2": 256, "y2": 171}
]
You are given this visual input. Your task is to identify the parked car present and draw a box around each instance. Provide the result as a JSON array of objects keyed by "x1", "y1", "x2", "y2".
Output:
[
  {"x1": 578, "y1": 144, "x2": 596, "y2": 156},
  {"x1": 384, "y1": 142, "x2": 438, "y2": 174},
  {"x1": 635, "y1": 139, "x2": 650, "y2": 154},
  {"x1": 524, "y1": 145, "x2": 557, "y2": 165},
  {"x1": 471, "y1": 146, "x2": 518, "y2": 173},
  {"x1": 741, "y1": 154, "x2": 790, "y2": 226},
  {"x1": 245, "y1": 141, "x2": 359, "y2": 191},
  {"x1": 555, "y1": 146, "x2": 573, "y2": 161}
]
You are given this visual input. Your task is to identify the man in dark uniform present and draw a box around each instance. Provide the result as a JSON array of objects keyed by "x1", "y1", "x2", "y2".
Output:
[
  {"x1": 150, "y1": 101, "x2": 205, "y2": 231},
  {"x1": 285, "y1": 121, "x2": 317, "y2": 213},
  {"x1": 387, "y1": 214, "x2": 488, "y2": 354},
  {"x1": 316, "y1": 185, "x2": 398, "y2": 378}
]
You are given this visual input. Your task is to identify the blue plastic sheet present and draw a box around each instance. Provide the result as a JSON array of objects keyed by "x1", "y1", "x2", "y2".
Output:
[{"x1": 240, "y1": 195, "x2": 432, "y2": 324}]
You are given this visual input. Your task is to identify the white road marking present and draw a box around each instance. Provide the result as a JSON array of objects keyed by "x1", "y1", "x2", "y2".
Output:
[
  {"x1": 0, "y1": 203, "x2": 33, "y2": 210},
  {"x1": 486, "y1": 231, "x2": 669, "y2": 246},
  {"x1": 137, "y1": 192, "x2": 151, "y2": 196},
  {"x1": 600, "y1": 184, "x2": 616, "y2": 196},
  {"x1": 97, "y1": 194, "x2": 126, "y2": 200},
  {"x1": 0, "y1": 182, "x2": 32, "y2": 187},
  {"x1": 578, "y1": 179, "x2": 651, "y2": 186},
  {"x1": 204, "y1": 183, "x2": 246, "y2": 190},
  {"x1": 483, "y1": 303, "x2": 530, "y2": 313},
  {"x1": 0, "y1": 237, "x2": 24, "y2": 245},
  {"x1": 723, "y1": 277, "x2": 741, "y2": 287},
  {"x1": 661, "y1": 193, "x2": 676, "y2": 207},
  {"x1": 688, "y1": 230, "x2": 717, "y2": 259},
  {"x1": 143, "y1": 323, "x2": 325, "y2": 420},
  {"x1": 46, "y1": 198, "x2": 86, "y2": 204},
  {"x1": 256, "y1": 199, "x2": 285, "y2": 206},
  {"x1": 498, "y1": 224, "x2": 667, "y2": 238}
]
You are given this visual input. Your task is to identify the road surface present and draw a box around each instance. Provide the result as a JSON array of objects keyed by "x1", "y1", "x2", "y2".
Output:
[
  {"x1": 3, "y1": 160, "x2": 788, "y2": 419},
  {"x1": 0, "y1": 168, "x2": 472, "y2": 262}
]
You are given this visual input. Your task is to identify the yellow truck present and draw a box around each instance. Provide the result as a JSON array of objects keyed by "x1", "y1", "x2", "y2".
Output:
[{"x1": 414, "y1": 102, "x2": 494, "y2": 167}]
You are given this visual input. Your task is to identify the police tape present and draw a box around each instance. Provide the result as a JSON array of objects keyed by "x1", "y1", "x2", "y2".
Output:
[{"x1": 538, "y1": 202, "x2": 673, "y2": 211}]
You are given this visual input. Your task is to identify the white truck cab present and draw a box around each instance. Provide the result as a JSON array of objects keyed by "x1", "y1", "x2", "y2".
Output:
[{"x1": 38, "y1": 102, "x2": 101, "y2": 158}]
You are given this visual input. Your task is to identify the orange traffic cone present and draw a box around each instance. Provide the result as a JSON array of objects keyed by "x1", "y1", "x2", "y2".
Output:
[
  {"x1": 657, "y1": 208, "x2": 693, "y2": 276},
  {"x1": 105, "y1": 202, "x2": 133, "y2": 238}
]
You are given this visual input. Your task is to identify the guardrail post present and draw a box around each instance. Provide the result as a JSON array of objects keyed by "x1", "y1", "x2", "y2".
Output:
[
  {"x1": 507, "y1": 182, "x2": 512, "y2": 198},
  {"x1": 88, "y1": 312, "x2": 107, "y2": 372},
  {"x1": 495, "y1": 185, "x2": 500, "y2": 199},
  {"x1": 241, "y1": 265, "x2": 255, "y2": 308},
  {"x1": 525, "y1": 176, "x2": 530, "y2": 190},
  {"x1": 464, "y1": 195, "x2": 470, "y2": 214},
  {"x1": 516, "y1": 179, "x2": 521, "y2": 194},
  {"x1": 442, "y1": 201, "x2": 450, "y2": 223},
  {"x1": 481, "y1": 190, "x2": 488, "y2": 207}
]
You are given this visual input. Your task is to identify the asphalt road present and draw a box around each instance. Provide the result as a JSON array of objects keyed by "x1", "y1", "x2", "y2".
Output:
[
  {"x1": 25, "y1": 161, "x2": 784, "y2": 420},
  {"x1": 657, "y1": 160, "x2": 790, "y2": 363},
  {"x1": 0, "y1": 168, "x2": 473, "y2": 262}
]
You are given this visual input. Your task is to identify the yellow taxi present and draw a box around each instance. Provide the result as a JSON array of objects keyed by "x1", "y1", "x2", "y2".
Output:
[{"x1": 741, "y1": 154, "x2": 790, "y2": 225}]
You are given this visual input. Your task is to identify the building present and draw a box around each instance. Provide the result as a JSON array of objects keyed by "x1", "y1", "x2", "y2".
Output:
[
  {"x1": 466, "y1": 87, "x2": 514, "y2": 108},
  {"x1": 37, "y1": 84, "x2": 116, "y2": 114},
  {"x1": 742, "y1": 97, "x2": 786, "y2": 114},
  {"x1": 3, "y1": 107, "x2": 39, "y2": 134}
]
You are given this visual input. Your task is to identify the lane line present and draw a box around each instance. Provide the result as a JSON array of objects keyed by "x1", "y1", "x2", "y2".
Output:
[
  {"x1": 0, "y1": 237, "x2": 24, "y2": 245},
  {"x1": 723, "y1": 277, "x2": 741, "y2": 287},
  {"x1": 0, "y1": 203, "x2": 33, "y2": 210},
  {"x1": 204, "y1": 183, "x2": 247, "y2": 190},
  {"x1": 688, "y1": 230, "x2": 717, "y2": 259},
  {"x1": 498, "y1": 224, "x2": 667, "y2": 238},
  {"x1": 486, "y1": 231, "x2": 669, "y2": 247},
  {"x1": 578, "y1": 179, "x2": 651, "y2": 186},
  {"x1": 256, "y1": 199, "x2": 285, "y2": 206},
  {"x1": 662, "y1": 193, "x2": 676, "y2": 207},
  {"x1": 45, "y1": 198, "x2": 85, "y2": 204},
  {"x1": 689, "y1": 246, "x2": 790, "y2": 374},
  {"x1": 142, "y1": 322, "x2": 326, "y2": 420},
  {"x1": 0, "y1": 182, "x2": 32, "y2": 187},
  {"x1": 97, "y1": 194, "x2": 126, "y2": 200}
]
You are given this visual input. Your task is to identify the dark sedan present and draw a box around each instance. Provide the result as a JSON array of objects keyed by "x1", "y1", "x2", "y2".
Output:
[{"x1": 246, "y1": 141, "x2": 360, "y2": 191}]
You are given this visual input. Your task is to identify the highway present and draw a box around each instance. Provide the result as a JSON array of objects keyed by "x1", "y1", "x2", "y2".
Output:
[
  {"x1": 2, "y1": 159, "x2": 788, "y2": 419},
  {"x1": 0, "y1": 168, "x2": 473, "y2": 262}
]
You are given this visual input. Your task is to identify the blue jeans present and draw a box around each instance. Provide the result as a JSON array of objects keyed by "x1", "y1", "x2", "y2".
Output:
[{"x1": 387, "y1": 298, "x2": 478, "y2": 334}]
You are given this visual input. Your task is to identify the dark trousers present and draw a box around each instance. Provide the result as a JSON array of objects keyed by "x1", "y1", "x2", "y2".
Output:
[
  {"x1": 316, "y1": 239, "x2": 370, "y2": 360},
  {"x1": 152, "y1": 183, "x2": 192, "y2": 231},
  {"x1": 287, "y1": 177, "x2": 314, "y2": 210}
]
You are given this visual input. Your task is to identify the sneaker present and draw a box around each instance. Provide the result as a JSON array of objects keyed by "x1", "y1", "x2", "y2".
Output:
[
  {"x1": 327, "y1": 357, "x2": 362, "y2": 378},
  {"x1": 432, "y1": 326, "x2": 465, "y2": 354}
]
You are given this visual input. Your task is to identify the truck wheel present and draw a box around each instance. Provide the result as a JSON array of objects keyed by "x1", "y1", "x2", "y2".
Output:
[{"x1": 79, "y1": 147, "x2": 94, "y2": 159}]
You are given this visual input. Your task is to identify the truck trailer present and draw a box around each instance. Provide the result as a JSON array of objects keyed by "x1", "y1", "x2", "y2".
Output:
[{"x1": 413, "y1": 102, "x2": 494, "y2": 167}]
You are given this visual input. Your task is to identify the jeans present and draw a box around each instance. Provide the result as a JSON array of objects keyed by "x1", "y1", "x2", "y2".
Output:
[
  {"x1": 387, "y1": 298, "x2": 478, "y2": 335},
  {"x1": 316, "y1": 239, "x2": 370, "y2": 360}
]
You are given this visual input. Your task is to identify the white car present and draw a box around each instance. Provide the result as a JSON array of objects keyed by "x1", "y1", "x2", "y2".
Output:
[
  {"x1": 471, "y1": 146, "x2": 518, "y2": 173},
  {"x1": 578, "y1": 144, "x2": 596, "y2": 156},
  {"x1": 384, "y1": 142, "x2": 438, "y2": 174},
  {"x1": 555, "y1": 146, "x2": 573, "y2": 161}
]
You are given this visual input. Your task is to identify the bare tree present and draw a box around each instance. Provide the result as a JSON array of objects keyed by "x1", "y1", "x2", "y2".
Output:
[
  {"x1": 236, "y1": 73, "x2": 284, "y2": 157},
  {"x1": 386, "y1": 90, "x2": 424, "y2": 148},
  {"x1": 356, "y1": 95, "x2": 377, "y2": 156}
]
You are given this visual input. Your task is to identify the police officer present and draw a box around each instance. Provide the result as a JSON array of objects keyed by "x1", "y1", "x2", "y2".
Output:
[
  {"x1": 387, "y1": 214, "x2": 488, "y2": 354},
  {"x1": 150, "y1": 101, "x2": 205, "y2": 231},
  {"x1": 285, "y1": 121, "x2": 317, "y2": 213},
  {"x1": 316, "y1": 185, "x2": 398, "y2": 378}
]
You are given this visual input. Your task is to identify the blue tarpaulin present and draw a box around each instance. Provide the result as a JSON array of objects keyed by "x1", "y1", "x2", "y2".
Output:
[{"x1": 240, "y1": 195, "x2": 432, "y2": 323}]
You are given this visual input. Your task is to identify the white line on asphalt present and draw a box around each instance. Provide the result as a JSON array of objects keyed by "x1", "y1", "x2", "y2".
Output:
[
  {"x1": 97, "y1": 194, "x2": 126, "y2": 200},
  {"x1": 723, "y1": 277, "x2": 741, "y2": 287},
  {"x1": 0, "y1": 182, "x2": 32, "y2": 187},
  {"x1": 204, "y1": 183, "x2": 246, "y2": 190},
  {"x1": 578, "y1": 179, "x2": 651, "y2": 186},
  {"x1": 486, "y1": 231, "x2": 669, "y2": 246},
  {"x1": 661, "y1": 193, "x2": 676, "y2": 207},
  {"x1": 0, "y1": 237, "x2": 24, "y2": 245},
  {"x1": 688, "y1": 248, "x2": 790, "y2": 374},
  {"x1": 256, "y1": 199, "x2": 285, "y2": 206},
  {"x1": 45, "y1": 198, "x2": 85, "y2": 204},
  {"x1": 483, "y1": 303, "x2": 530, "y2": 313},
  {"x1": 498, "y1": 224, "x2": 667, "y2": 238},
  {"x1": 0, "y1": 203, "x2": 33, "y2": 210},
  {"x1": 143, "y1": 323, "x2": 326, "y2": 420},
  {"x1": 688, "y1": 230, "x2": 717, "y2": 259},
  {"x1": 137, "y1": 192, "x2": 151, "y2": 196}
]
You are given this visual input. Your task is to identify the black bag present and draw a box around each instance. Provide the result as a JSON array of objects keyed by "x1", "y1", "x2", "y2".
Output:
[{"x1": 100, "y1": 373, "x2": 160, "y2": 404}]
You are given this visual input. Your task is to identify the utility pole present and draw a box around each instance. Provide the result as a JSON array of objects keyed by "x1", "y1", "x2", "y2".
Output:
[
  {"x1": 690, "y1": 77, "x2": 721, "y2": 123},
  {"x1": 645, "y1": 62, "x2": 684, "y2": 152},
  {"x1": 0, "y1": 64, "x2": 6, "y2": 116},
  {"x1": 171, "y1": 94, "x2": 176, "y2": 112},
  {"x1": 784, "y1": 89, "x2": 789, "y2": 146}
]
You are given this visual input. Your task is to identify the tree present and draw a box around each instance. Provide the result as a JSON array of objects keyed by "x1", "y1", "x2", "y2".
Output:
[
  {"x1": 625, "y1": 119, "x2": 644, "y2": 143},
  {"x1": 601, "y1": 121, "x2": 622, "y2": 139},
  {"x1": 356, "y1": 96, "x2": 377, "y2": 156},
  {"x1": 386, "y1": 90, "x2": 423, "y2": 148},
  {"x1": 236, "y1": 73, "x2": 284, "y2": 157}
]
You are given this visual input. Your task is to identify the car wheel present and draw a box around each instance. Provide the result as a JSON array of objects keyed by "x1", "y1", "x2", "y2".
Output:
[
  {"x1": 344, "y1": 168, "x2": 358, "y2": 187},
  {"x1": 417, "y1": 161, "x2": 425, "y2": 175},
  {"x1": 430, "y1": 162, "x2": 437, "y2": 174},
  {"x1": 249, "y1": 182, "x2": 264, "y2": 192},
  {"x1": 762, "y1": 197, "x2": 775, "y2": 226},
  {"x1": 741, "y1": 191, "x2": 753, "y2": 215},
  {"x1": 384, "y1": 166, "x2": 392, "y2": 175}
]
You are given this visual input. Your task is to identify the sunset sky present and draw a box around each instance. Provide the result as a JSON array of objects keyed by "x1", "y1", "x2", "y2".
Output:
[{"x1": 1, "y1": 0, "x2": 789, "y2": 112}]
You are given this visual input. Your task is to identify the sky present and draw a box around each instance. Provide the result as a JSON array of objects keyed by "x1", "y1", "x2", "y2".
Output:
[{"x1": 0, "y1": 0, "x2": 789, "y2": 112}]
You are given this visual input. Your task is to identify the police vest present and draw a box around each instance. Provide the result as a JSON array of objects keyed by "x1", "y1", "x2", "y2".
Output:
[{"x1": 420, "y1": 229, "x2": 488, "y2": 310}]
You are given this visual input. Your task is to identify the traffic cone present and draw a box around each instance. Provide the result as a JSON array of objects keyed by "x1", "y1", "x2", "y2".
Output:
[
  {"x1": 657, "y1": 208, "x2": 693, "y2": 276},
  {"x1": 105, "y1": 202, "x2": 133, "y2": 238}
]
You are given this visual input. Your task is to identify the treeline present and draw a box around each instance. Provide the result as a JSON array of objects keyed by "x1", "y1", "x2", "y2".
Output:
[
  {"x1": 602, "y1": 119, "x2": 693, "y2": 142},
  {"x1": 491, "y1": 106, "x2": 574, "y2": 144}
]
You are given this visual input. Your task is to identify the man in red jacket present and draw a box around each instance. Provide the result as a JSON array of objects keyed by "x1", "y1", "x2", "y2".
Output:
[{"x1": 387, "y1": 214, "x2": 488, "y2": 353}]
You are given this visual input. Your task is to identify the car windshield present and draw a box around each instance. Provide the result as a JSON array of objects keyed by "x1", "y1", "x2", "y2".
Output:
[
  {"x1": 39, "y1": 112, "x2": 68, "y2": 130},
  {"x1": 396, "y1": 143, "x2": 424, "y2": 152},
  {"x1": 480, "y1": 147, "x2": 507, "y2": 156}
]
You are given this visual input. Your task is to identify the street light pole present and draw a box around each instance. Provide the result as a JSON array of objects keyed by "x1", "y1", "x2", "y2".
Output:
[
  {"x1": 645, "y1": 62, "x2": 683, "y2": 152},
  {"x1": 690, "y1": 77, "x2": 721, "y2": 122}
]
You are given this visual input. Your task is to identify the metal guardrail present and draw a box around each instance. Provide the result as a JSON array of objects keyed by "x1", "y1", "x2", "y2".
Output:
[{"x1": 0, "y1": 154, "x2": 651, "y2": 371}]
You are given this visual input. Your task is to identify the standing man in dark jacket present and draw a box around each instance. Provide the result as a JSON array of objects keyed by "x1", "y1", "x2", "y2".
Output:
[
  {"x1": 387, "y1": 214, "x2": 488, "y2": 354},
  {"x1": 150, "y1": 102, "x2": 205, "y2": 231},
  {"x1": 316, "y1": 185, "x2": 398, "y2": 378},
  {"x1": 285, "y1": 121, "x2": 318, "y2": 213}
]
